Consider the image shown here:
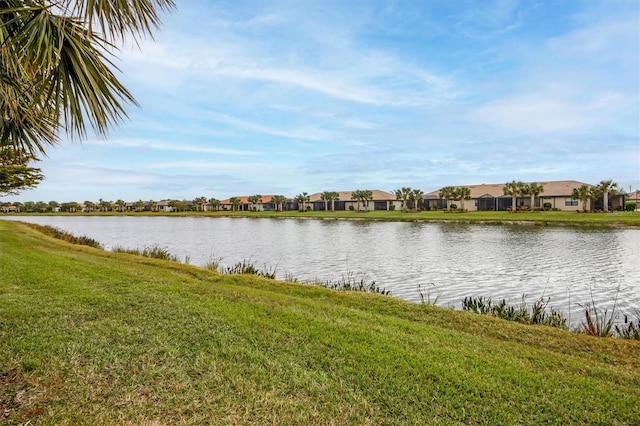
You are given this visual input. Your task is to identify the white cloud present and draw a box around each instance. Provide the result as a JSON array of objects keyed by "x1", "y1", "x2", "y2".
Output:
[
  {"x1": 206, "y1": 112, "x2": 342, "y2": 143},
  {"x1": 86, "y1": 139, "x2": 262, "y2": 156}
]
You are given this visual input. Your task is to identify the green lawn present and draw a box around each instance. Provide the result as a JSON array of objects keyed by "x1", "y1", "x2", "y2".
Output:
[
  {"x1": 1, "y1": 220, "x2": 639, "y2": 424},
  {"x1": 5, "y1": 209, "x2": 640, "y2": 227}
]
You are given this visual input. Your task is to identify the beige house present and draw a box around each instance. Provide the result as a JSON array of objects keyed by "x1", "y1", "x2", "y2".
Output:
[
  {"x1": 219, "y1": 195, "x2": 280, "y2": 211},
  {"x1": 0, "y1": 205, "x2": 19, "y2": 213},
  {"x1": 308, "y1": 190, "x2": 400, "y2": 211},
  {"x1": 423, "y1": 180, "x2": 625, "y2": 212}
]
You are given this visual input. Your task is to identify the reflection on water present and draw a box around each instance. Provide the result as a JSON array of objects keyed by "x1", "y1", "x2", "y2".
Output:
[{"x1": 4, "y1": 216, "x2": 639, "y2": 323}]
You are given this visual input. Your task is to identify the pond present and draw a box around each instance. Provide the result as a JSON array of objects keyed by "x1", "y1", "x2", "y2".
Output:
[{"x1": 4, "y1": 215, "x2": 639, "y2": 323}]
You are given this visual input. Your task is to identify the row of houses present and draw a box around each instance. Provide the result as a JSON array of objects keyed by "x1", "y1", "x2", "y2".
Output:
[
  {"x1": 1, "y1": 180, "x2": 634, "y2": 213},
  {"x1": 217, "y1": 181, "x2": 628, "y2": 213}
]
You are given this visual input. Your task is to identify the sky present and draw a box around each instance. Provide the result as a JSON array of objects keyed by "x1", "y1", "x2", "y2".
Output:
[{"x1": 8, "y1": 0, "x2": 640, "y2": 203}]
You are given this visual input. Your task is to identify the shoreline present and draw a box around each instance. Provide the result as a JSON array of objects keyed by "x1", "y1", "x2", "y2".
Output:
[{"x1": 3, "y1": 210, "x2": 640, "y2": 229}]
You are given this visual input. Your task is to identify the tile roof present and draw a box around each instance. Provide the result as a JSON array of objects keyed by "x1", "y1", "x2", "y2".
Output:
[
  {"x1": 220, "y1": 195, "x2": 277, "y2": 204},
  {"x1": 425, "y1": 180, "x2": 591, "y2": 198},
  {"x1": 308, "y1": 190, "x2": 396, "y2": 202}
]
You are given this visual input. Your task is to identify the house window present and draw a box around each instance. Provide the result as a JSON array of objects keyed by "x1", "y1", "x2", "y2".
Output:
[{"x1": 565, "y1": 198, "x2": 578, "y2": 206}]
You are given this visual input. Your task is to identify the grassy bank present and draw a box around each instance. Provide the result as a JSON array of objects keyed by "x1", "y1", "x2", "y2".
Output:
[
  {"x1": 4, "y1": 209, "x2": 640, "y2": 228},
  {"x1": 1, "y1": 220, "x2": 639, "y2": 424}
]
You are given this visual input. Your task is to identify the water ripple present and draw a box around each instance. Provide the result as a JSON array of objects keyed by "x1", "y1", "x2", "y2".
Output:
[{"x1": 4, "y1": 216, "x2": 639, "y2": 326}]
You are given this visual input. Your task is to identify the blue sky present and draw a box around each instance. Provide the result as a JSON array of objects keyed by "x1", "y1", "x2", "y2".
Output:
[{"x1": 10, "y1": 0, "x2": 640, "y2": 202}]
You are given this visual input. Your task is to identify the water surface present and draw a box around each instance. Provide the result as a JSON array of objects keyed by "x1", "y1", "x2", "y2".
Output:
[{"x1": 5, "y1": 216, "x2": 639, "y2": 323}]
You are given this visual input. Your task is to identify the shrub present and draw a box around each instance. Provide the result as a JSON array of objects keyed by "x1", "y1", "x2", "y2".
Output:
[
  {"x1": 625, "y1": 201, "x2": 637, "y2": 211},
  {"x1": 449, "y1": 204, "x2": 457, "y2": 210},
  {"x1": 543, "y1": 202, "x2": 552, "y2": 211},
  {"x1": 348, "y1": 205, "x2": 355, "y2": 211},
  {"x1": 389, "y1": 204, "x2": 396, "y2": 211}
]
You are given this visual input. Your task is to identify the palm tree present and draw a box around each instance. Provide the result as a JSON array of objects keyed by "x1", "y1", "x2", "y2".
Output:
[
  {"x1": 247, "y1": 194, "x2": 262, "y2": 211},
  {"x1": 229, "y1": 197, "x2": 241, "y2": 212},
  {"x1": 351, "y1": 190, "x2": 373, "y2": 211},
  {"x1": 394, "y1": 187, "x2": 412, "y2": 211},
  {"x1": 294, "y1": 193, "x2": 310, "y2": 212},
  {"x1": 271, "y1": 195, "x2": 286, "y2": 212},
  {"x1": 1, "y1": 0, "x2": 175, "y2": 156},
  {"x1": 149, "y1": 200, "x2": 157, "y2": 212},
  {"x1": 48, "y1": 200, "x2": 59, "y2": 212},
  {"x1": 193, "y1": 196, "x2": 208, "y2": 212},
  {"x1": 524, "y1": 182, "x2": 544, "y2": 210},
  {"x1": 83, "y1": 200, "x2": 95, "y2": 212},
  {"x1": 362, "y1": 190, "x2": 373, "y2": 211},
  {"x1": 409, "y1": 189, "x2": 424, "y2": 211},
  {"x1": 208, "y1": 198, "x2": 221, "y2": 212},
  {"x1": 98, "y1": 199, "x2": 111, "y2": 212},
  {"x1": 134, "y1": 199, "x2": 145, "y2": 212},
  {"x1": 116, "y1": 199, "x2": 126, "y2": 212},
  {"x1": 438, "y1": 186, "x2": 456, "y2": 210},
  {"x1": 455, "y1": 187, "x2": 472, "y2": 210},
  {"x1": 572, "y1": 184, "x2": 592, "y2": 212},
  {"x1": 67, "y1": 201, "x2": 80, "y2": 213},
  {"x1": 320, "y1": 191, "x2": 333, "y2": 212},
  {"x1": 503, "y1": 180, "x2": 526, "y2": 212},
  {"x1": 351, "y1": 190, "x2": 362, "y2": 211},
  {"x1": 328, "y1": 191, "x2": 340, "y2": 211},
  {"x1": 167, "y1": 199, "x2": 186, "y2": 212},
  {"x1": 593, "y1": 180, "x2": 620, "y2": 212}
]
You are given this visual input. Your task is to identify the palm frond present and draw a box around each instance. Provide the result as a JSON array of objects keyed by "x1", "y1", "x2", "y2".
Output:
[{"x1": 1, "y1": 1, "x2": 172, "y2": 155}]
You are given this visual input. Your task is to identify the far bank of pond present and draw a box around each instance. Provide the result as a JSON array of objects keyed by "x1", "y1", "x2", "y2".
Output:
[
  {"x1": 3, "y1": 215, "x2": 638, "y2": 325},
  {"x1": 4, "y1": 209, "x2": 640, "y2": 228}
]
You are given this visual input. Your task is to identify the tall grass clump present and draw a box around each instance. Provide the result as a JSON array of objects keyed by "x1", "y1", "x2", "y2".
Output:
[
  {"x1": 578, "y1": 288, "x2": 619, "y2": 338},
  {"x1": 615, "y1": 311, "x2": 640, "y2": 340},
  {"x1": 417, "y1": 283, "x2": 440, "y2": 305},
  {"x1": 462, "y1": 295, "x2": 568, "y2": 330},
  {"x1": 204, "y1": 254, "x2": 223, "y2": 271},
  {"x1": 112, "y1": 245, "x2": 178, "y2": 262},
  {"x1": 579, "y1": 302, "x2": 617, "y2": 337},
  {"x1": 223, "y1": 260, "x2": 276, "y2": 279},
  {"x1": 24, "y1": 223, "x2": 102, "y2": 249},
  {"x1": 312, "y1": 272, "x2": 390, "y2": 295}
]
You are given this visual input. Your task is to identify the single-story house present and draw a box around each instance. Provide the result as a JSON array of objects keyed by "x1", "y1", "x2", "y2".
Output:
[
  {"x1": 0, "y1": 205, "x2": 19, "y2": 213},
  {"x1": 423, "y1": 180, "x2": 626, "y2": 212},
  {"x1": 156, "y1": 200, "x2": 174, "y2": 212},
  {"x1": 219, "y1": 195, "x2": 287, "y2": 211},
  {"x1": 308, "y1": 190, "x2": 401, "y2": 211}
]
